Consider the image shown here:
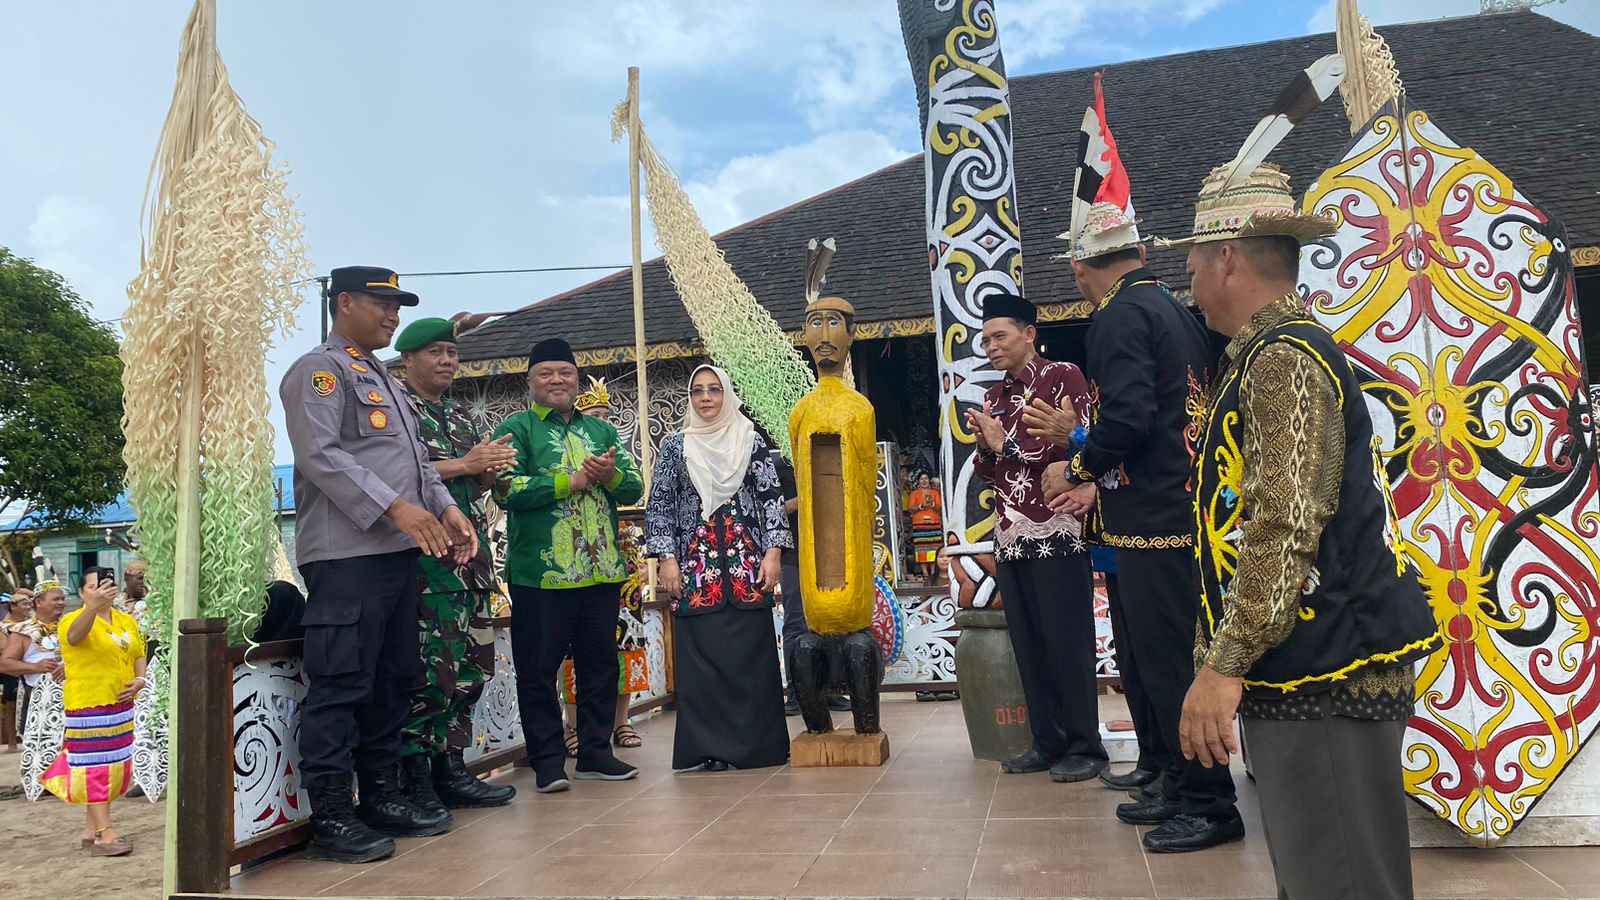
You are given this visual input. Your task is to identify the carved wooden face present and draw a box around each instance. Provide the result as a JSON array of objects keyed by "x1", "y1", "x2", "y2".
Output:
[{"x1": 804, "y1": 304, "x2": 853, "y2": 375}]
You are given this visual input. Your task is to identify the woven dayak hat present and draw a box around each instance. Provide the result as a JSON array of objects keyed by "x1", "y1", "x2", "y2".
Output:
[
  {"x1": 1056, "y1": 202, "x2": 1143, "y2": 261},
  {"x1": 1155, "y1": 162, "x2": 1336, "y2": 250}
]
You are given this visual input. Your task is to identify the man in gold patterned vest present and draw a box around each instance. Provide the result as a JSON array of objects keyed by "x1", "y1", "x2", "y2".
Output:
[{"x1": 1162, "y1": 162, "x2": 1439, "y2": 898}]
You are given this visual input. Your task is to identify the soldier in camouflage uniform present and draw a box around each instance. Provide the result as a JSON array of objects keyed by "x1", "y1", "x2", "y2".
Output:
[{"x1": 394, "y1": 317, "x2": 519, "y2": 811}]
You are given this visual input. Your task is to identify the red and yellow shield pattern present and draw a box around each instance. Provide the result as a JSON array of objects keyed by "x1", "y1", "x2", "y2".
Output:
[{"x1": 1302, "y1": 98, "x2": 1599, "y2": 841}]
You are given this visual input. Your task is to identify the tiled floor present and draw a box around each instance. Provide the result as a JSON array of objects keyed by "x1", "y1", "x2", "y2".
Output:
[{"x1": 230, "y1": 697, "x2": 1600, "y2": 899}]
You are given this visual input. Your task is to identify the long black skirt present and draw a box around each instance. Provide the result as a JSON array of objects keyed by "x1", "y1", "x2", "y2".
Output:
[{"x1": 672, "y1": 605, "x2": 790, "y2": 771}]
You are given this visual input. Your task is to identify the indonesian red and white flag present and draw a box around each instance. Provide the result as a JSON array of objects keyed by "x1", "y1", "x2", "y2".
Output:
[{"x1": 1070, "y1": 72, "x2": 1135, "y2": 237}]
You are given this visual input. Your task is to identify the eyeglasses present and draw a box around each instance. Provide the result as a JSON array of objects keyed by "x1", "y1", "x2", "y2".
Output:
[{"x1": 689, "y1": 385, "x2": 724, "y2": 398}]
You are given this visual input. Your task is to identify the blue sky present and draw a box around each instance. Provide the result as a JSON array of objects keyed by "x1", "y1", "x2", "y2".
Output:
[{"x1": 1, "y1": 0, "x2": 1594, "y2": 489}]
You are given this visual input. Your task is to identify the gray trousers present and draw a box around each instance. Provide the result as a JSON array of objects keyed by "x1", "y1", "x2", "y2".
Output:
[{"x1": 1243, "y1": 704, "x2": 1414, "y2": 900}]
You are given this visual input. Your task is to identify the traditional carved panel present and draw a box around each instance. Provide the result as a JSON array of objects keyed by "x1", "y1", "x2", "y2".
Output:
[
  {"x1": 464, "y1": 627, "x2": 522, "y2": 765},
  {"x1": 1303, "y1": 98, "x2": 1600, "y2": 840},
  {"x1": 232, "y1": 657, "x2": 308, "y2": 841},
  {"x1": 18, "y1": 676, "x2": 64, "y2": 802}
]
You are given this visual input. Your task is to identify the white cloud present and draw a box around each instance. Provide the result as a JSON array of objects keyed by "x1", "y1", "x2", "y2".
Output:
[
  {"x1": 683, "y1": 130, "x2": 916, "y2": 233},
  {"x1": 25, "y1": 196, "x2": 133, "y2": 329},
  {"x1": 27, "y1": 195, "x2": 115, "y2": 252}
]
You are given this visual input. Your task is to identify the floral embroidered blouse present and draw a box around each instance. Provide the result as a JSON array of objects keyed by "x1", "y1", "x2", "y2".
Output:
[{"x1": 644, "y1": 431, "x2": 793, "y2": 617}]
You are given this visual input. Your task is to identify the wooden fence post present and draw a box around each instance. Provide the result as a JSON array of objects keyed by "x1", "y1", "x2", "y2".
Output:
[{"x1": 174, "y1": 617, "x2": 231, "y2": 894}]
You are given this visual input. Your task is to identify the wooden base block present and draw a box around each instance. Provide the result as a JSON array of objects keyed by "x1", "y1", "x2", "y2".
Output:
[{"x1": 790, "y1": 730, "x2": 891, "y2": 768}]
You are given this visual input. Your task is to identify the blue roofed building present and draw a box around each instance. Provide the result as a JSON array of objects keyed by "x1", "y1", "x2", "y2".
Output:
[{"x1": 6, "y1": 464, "x2": 298, "y2": 598}]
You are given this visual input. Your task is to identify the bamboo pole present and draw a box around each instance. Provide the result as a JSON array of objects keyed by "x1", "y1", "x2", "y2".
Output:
[
  {"x1": 165, "y1": 1, "x2": 218, "y2": 894},
  {"x1": 628, "y1": 67, "x2": 650, "y2": 490},
  {"x1": 627, "y1": 66, "x2": 663, "y2": 642}
]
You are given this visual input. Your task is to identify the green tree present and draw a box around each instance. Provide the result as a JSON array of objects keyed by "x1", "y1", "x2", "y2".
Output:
[{"x1": 0, "y1": 247, "x2": 125, "y2": 578}]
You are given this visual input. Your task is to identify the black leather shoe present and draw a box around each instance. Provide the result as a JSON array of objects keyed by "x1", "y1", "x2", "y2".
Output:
[
  {"x1": 305, "y1": 774, "x2": 395, "y2": 864},
  {"x1": 401, "y1": 754, "x2": 449, "y2": 818},
  {"x1": 1116, "y1": 794, "x2": 1180, "y2": 825},
  {"x1": 357, "y1": 765, "x2": 451, "y2": 837},
  {"x1": 1128, "y1": 781, "x2": 1162, "y2": 802},
  {"x1": 1049, "y1": 755, "x2": 1109, "y2": 783},
  {"x1": 703, "y1": 759, "x2": 729, "y2": 772},
  {"x1": 1099, "y1": 766, "x2": 1158, "y2": 790},
  {"x1": 1143, "y1": 812, "x2": 1246, "y2": 853},
  {"x1": 1001, "y1": 748, "x2": 1060, "y2": 774},
  {"x1": 434, "y1": 751, "x2": 516, "y2": 808}
]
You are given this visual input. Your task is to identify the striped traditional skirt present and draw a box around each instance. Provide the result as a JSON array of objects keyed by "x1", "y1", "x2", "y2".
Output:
[
  {"x1": 41, "y1": 700, "x2": 135, "y2": 805},
  {"x1": 912, "y1": 526, "x2": 943, "y2": 563}
]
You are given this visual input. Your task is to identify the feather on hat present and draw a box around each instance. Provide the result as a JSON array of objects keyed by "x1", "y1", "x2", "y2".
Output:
[{"x1": 1157, "y1": 54, "x2": 1346, "y2": 250}]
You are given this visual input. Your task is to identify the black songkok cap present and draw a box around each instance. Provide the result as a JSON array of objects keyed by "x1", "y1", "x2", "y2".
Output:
[
  {"x1": 981, "y1": 293, "x2": 1038, "y2": 325},
  {"x1": 528, "y1": 338, "x2": 577, "y2": 367}
]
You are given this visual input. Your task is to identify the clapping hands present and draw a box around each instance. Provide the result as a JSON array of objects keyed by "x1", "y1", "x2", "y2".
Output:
[
  {"x1": 965, "y1": 400, "x2": 1006, "y2": 452},
  {"x1": 572, "y1": 448, "x2": 618, "y2": 493}
]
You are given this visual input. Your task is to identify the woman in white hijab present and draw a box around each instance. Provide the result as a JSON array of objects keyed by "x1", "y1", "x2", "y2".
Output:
[{"x1": 645, "y1": 365, "x2": 792, "y2": 771}]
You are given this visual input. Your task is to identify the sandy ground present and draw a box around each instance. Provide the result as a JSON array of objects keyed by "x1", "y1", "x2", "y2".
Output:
[{"x1": 0, "y1": 749, "x2": 166, "y2": 900}]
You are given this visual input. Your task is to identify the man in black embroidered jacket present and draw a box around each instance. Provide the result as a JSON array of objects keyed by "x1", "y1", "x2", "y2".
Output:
[{"x1": 1039, "y1": 203, "x2": 1241, "y2": 853}]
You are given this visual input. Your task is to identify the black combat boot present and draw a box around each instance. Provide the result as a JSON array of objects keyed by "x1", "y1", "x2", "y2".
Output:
[
  {"x1": 434, "y1": 750, "x2": 517, "y2": 808},
  {"x1": 357, "y1": 763, "x2": 452, "y2": 837},
  {"x1": 401, "y1": 753, "x2": 450, "y2": 818},
  {"x1": 304, "y1": 773, "x2": 395, "y2": 864}
]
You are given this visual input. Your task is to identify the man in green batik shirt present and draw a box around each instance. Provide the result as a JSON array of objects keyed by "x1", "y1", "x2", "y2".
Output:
[
  {"x1": 393, "y1": 317, "x2": 519, "y2": 813},
  {"x1": 493, "y1": 337, "x2": 644, "y2": 793}
]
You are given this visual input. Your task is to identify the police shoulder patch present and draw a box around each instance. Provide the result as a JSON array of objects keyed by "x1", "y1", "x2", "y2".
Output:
[
  {"x1": 344, "y1": 346, "x2": 363, "y2": 359},
  {"x1": 310, "y1": 371, "x2": 337, "y2": 397}
]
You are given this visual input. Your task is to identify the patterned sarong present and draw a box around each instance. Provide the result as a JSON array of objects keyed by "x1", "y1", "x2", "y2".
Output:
[{"x1": 41, "y1": 700, "x2": 135, "y2": 804}]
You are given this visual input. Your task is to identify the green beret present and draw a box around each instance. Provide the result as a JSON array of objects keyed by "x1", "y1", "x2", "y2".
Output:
[{"x1": 394, "y1": 317, "x2": 458, "y2": 352}]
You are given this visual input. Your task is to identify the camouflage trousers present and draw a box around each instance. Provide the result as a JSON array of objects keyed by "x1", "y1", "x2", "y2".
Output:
[{"x1": 402, "y1": 589, "x2": 497, "y2": 757}]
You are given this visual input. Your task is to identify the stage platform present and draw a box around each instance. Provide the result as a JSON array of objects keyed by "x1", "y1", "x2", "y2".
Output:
[{"x1": 226, "y1": 698, "x2": 1600, "y2": 899}]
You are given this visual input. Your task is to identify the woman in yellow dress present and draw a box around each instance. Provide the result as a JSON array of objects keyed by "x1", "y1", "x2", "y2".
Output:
[{"x1": 42, "y1": 567, "x2": 147, "y2": 857}]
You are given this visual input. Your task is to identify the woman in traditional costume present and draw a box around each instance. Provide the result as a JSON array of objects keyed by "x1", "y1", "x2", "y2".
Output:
[
  {"x1": 645, "y1": 365, "x2": 791, "y2": 771},
  {"x1": 906, "y1": 472, "x2": 944, "y2": 583},
  {"x1": 1, "y1": 587, "x2": 37, "y2": 753},
  {"x1": 0, "y1": 585, "x2": 65, "y2": 753},
  {"x1": 42, "y1": 568, "x2": 146, "y2": 856}
]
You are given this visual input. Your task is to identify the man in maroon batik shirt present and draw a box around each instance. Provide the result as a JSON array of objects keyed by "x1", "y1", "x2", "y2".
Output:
[{"x1": 968, "y1": 293, "x2": 1110, "y2": 784}]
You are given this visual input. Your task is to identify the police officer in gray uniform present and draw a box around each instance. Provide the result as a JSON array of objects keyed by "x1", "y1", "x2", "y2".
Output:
[{"x1": 280, "y1": 266, "x2": 479, "y2": 864}]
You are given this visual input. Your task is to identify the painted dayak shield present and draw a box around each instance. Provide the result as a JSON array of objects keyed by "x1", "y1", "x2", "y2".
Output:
[{"x1": 1301, "y1": 96, "x2": 1600, "y2": 842}]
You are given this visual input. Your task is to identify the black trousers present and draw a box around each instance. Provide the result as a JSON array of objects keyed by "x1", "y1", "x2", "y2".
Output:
[
  {"x1": 1245, "y1": 704, "x2": 1414, "y2": 899},
  {"x1": 1114, "y1": 546, "x2": 1237, "y2": 817},
  {"x1": 994, "y1": 554, "x2": 1106, "y2": 761},
  {"x1": 298, "y1": 549, "x2": 423, "y2": 786},
  {"x1": 510, "y1": 583, "x2": 621, "y2": 768},
  {"x1": 1104, "y1": 573, "x2": 1169, "y2": 775}
]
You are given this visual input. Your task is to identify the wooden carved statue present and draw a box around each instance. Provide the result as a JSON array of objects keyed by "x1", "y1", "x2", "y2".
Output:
[{"x1": 787, "y1": 238, "x2": 886, "y2": 751}]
